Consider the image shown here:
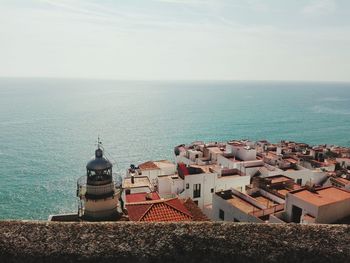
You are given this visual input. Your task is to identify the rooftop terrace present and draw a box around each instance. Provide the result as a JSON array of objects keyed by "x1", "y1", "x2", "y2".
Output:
[
  {"x1": 123, "y1": 176, "x2": 151, "y2": 189},
  {"x1": 290, "y1": 186, "x2": 350, "y2": 207}
]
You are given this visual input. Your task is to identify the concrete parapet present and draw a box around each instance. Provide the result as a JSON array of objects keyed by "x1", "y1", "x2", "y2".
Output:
[{"x1": 0, "y1": 221, "x2": 349, "y2": 263}]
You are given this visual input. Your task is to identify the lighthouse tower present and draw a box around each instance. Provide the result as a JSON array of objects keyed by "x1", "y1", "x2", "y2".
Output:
[{"x1": 77, "y1": 140, "x2": 121, "y2": 220}]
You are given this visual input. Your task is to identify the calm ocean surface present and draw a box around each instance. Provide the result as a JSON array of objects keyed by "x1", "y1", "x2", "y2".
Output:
[{"x1": 1, "y1": 78, "x2": 350, "y2": 220}]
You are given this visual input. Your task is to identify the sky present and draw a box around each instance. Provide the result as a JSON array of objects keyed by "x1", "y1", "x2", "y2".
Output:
[{"x1": 0, "y1": 0, "x2": 350, "y2": 81}]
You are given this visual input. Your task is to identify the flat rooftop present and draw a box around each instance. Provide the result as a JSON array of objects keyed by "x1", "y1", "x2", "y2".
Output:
[
  {"x1": 254, "y1": 175, "x2": 301, "y2": 198},
  {"x1": 123, "y1": 176, "x2": 151, "y2": 189},
  {"x1": 285, "y1": 158, "x2": 298, "y2": 164},
  {"x1": 208, "y1": 147, "x2": 224, "y2": 154},
  {"x1": 216, "y1": 190, "x2": 279, "y2": 214},
  {"x1": 226, "y1": 195, "x2": 260, "y2": 214},
  {"x1": 138, "y1": 160, "x2": 175, "y2": 171},
  {"x1": 153, "y1": 160, "x2": 175, "y2": 169},
  {"x1": 268, "y1": 175, "x2": 293, "y2": 184},
  {"x1": 331, "y1": 177, "x2": 350, "y2": 186},
  {"x1": 219, "y1": 168, "x2": 246, "y2": 177},
  {"x1": 138, "y1": 161, "x2": 160, "y2": 170},
  {"x1": 125, "y1": 192, "x2": 160, "y2": 203},
  {"x1": 277, "y1": 189, "x2": 289, "y2": 197},
  {"x1": 290, "y1": 186, "x2": 350, "y2": 206},
  {"x1": 189, "y1": 164, "x2": 215, "y2": 174},
  {"x1": 251, "y1": 193, "x2": 278, "y2": 208}
]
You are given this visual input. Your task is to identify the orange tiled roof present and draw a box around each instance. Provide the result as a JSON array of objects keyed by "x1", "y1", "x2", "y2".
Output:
[
  {"x1": 138, "y1": 161, "x2": 160, "y2": 170},
  {"x1": 126, "y1": 198, "x2": 193, "y2": 222},
  {"x1": 125, "y1": 192, "x2": 160, "y2": 203},
  {"x1": 181, "y1": 198, "x2": 209, "y2": 221}
]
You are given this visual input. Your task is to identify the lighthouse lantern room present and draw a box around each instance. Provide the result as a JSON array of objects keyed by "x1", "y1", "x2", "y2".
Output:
[{"x1": 77, "y1": 139, "x2": 120, "y2": 220}]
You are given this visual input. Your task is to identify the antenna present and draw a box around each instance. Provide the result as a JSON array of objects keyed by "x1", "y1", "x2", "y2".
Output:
[{"x1": 97, "y1": 135, "x2": 103, "y2": 149}]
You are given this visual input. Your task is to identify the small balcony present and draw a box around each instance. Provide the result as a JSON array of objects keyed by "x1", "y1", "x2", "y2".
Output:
[{"x1": 77, "y1": 176, "x2": 121, "y2": 200}]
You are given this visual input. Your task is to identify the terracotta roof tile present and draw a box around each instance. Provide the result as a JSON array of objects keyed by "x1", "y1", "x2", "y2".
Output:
[
  {"x1": 182, "y1": 198, "x2": 210, "y2": 221},
  {"x1": 126, "y1": 198, "x2": 193, "y2": 222},
  {"x1": 126, "y1": 203, "x2": 152, "y2": 221},
  {"x1": 125, "y1": 192, "x2": 160, "y2": 203},
  {"x1": 138, "y1": 161, "x2": 160, "y2": 170}
]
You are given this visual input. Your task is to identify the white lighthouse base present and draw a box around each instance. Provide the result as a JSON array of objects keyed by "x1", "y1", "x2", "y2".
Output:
[{"x1": 83, "y1": 196, "x2": 119, "y2": 220}]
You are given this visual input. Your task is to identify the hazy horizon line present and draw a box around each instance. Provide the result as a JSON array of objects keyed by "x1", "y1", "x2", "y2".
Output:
[{"x1": 1, "y1": 76, "x2": 350, "y2": 84}]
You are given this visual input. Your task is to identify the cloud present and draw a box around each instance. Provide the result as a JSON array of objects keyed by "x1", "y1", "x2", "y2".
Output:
[
  {"x1": 247, "y1": 0, "x2": 270, "y2": 13},
  {"x1": 302, "y1": 0, "x2": 337, "y2": 16},
  {"x1": 1, "y1": 0, "x2": 350, "y2": 81}
]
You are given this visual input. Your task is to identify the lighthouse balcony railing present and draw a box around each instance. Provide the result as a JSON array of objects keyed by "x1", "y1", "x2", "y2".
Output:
[
  {"x1": 77, "y1": 176, "x2": 122, "y2": 198},
  {"x1": 77, "y1": 176, "x2": 87, "y2": 197},
  {"x1": 86, "y1": 183, "x2": 115, "y2": 196}
]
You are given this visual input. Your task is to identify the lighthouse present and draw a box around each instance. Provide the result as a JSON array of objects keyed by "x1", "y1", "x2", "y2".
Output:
[{"x1": 77, "y1": 140, "x2": 121, "y2": 220}]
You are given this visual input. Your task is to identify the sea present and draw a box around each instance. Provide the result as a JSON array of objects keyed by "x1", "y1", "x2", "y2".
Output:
[{"x1": 0, "y1": 78, "x2": 350, "y2": 220}]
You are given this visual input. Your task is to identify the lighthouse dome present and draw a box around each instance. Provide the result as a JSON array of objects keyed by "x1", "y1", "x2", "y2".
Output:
[{"x1": 86, "y1": 148, "x2": 112, "y2": 171}]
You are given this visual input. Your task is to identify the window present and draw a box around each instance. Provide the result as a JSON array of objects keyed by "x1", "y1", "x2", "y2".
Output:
[
  {"x1": 193, "y1": 183, "x2": 201, "y2": 198},
  {"x1": 211, "y1": 188, "x2": 214, "y2": 193},
  {"x1": 219, "y1": 209, "x2": 225, "y2": 220},
  {"x1": 297, "y1": 179, "x2": 302, "y2": 185},
  {"x1": 186, "y1": 183, "x2": 189, "y2": 189}
]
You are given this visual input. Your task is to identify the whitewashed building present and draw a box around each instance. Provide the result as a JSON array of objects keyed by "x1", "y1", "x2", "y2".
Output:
[
  {"x1": 271, "y1": 186, "x2": 350, "y2": 224},
  {"x1": 177, "y1": 164, "x2": 250, "y2": 218},
  {"x1": 212, "y1": 188, "x2": 284, "y2": 223}
]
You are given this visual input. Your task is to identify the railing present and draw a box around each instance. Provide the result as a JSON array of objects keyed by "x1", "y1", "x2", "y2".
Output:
[
  {"x1": 249, "y1": 203, "x2": 285, "y2": 218},
  {"x1": 86, "y1": 183, "x2": 115, "y2": 196},
  {"x1": 77, "y1": 175, "x2": 121, "y2": 198},
  {"x1": 77, "y1": 176, "x2": 87, "y2": 197}
]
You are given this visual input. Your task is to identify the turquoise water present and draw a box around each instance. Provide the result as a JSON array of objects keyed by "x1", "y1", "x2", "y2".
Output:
[{"x1": 1, "y1": 78, "x2": 350, "y2": 220}]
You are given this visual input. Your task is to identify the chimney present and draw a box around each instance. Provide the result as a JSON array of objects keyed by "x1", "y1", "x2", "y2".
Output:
[
  {"x1": 131, "y1": 175, "x2": 135, "y2": 184},
  {"x1": 145, "y1": 193, "x2": 152, "y2": 200}
]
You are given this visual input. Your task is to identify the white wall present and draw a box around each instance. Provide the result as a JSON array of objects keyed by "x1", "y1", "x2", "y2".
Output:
[
  {"x1": 282, "y1": 168, "x2": 327, "y2": 186},
  {"x1": 188, "y1": 150, "x2": 203, "y2": 161},
  {"x1": 183, "y1": 172, "x2": 250, "y2": 210},
  {"x1": 317, "y1": 199, "x2": 350, "y2": 223},
  {"x1": 140, "y1": 169, "x2": 160, "y2": 184},
  {"x1": 84, "y1": 196, "x2": 119, "y2": 218},
  {"x1": 286, "y1": 190, "x2": 350, "y2": 224},
  {"x1": 217, "y1": 155, "x2": 236, "y2": 169},
  {"x1": 183, "y1": 173, "x2": 214, "y2": 209},
  {"x1": 171, "y1": 177, "x2": 184, "y2": 194},
  {"x1": 212, "y1": 193, "x2": 263, "y2": 222},
  {"x1": 234, "y1": 147, "x2": 257, "y2": 161},
  {"x1": 158, "y1": 176, "x2": 171, "y2": 194},
  {"x1": 217, "y1": 156, "x2": 264, "y2": 177},
  {"x1": 158, "y1": 175, "x2": 184, "y2": 195},
  {"x1": 175, "y1": 155, "x2": 194, "y2": 165},
  {"x1": 284, "y1": 193, "x2": 319, "y2": 222},
  {"x1": 215, "y1": 175, "x2": 250, "y2": 194},
  {"x1": 155, "y1": 162, "x2": 177, "y2": 175}
]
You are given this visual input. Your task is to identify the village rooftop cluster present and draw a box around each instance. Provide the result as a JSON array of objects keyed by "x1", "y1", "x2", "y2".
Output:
[
  {"x1": 121, "y1": 139, "x2": 350, "y2": 223},
  {"x1": 50, "y1": 139, "x2": 350, "y2": 224}
]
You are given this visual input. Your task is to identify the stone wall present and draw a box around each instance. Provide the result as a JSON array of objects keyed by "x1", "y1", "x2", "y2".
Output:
[{"x1": 1, "y1": 221, "x2": 350, "y2": 263}]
